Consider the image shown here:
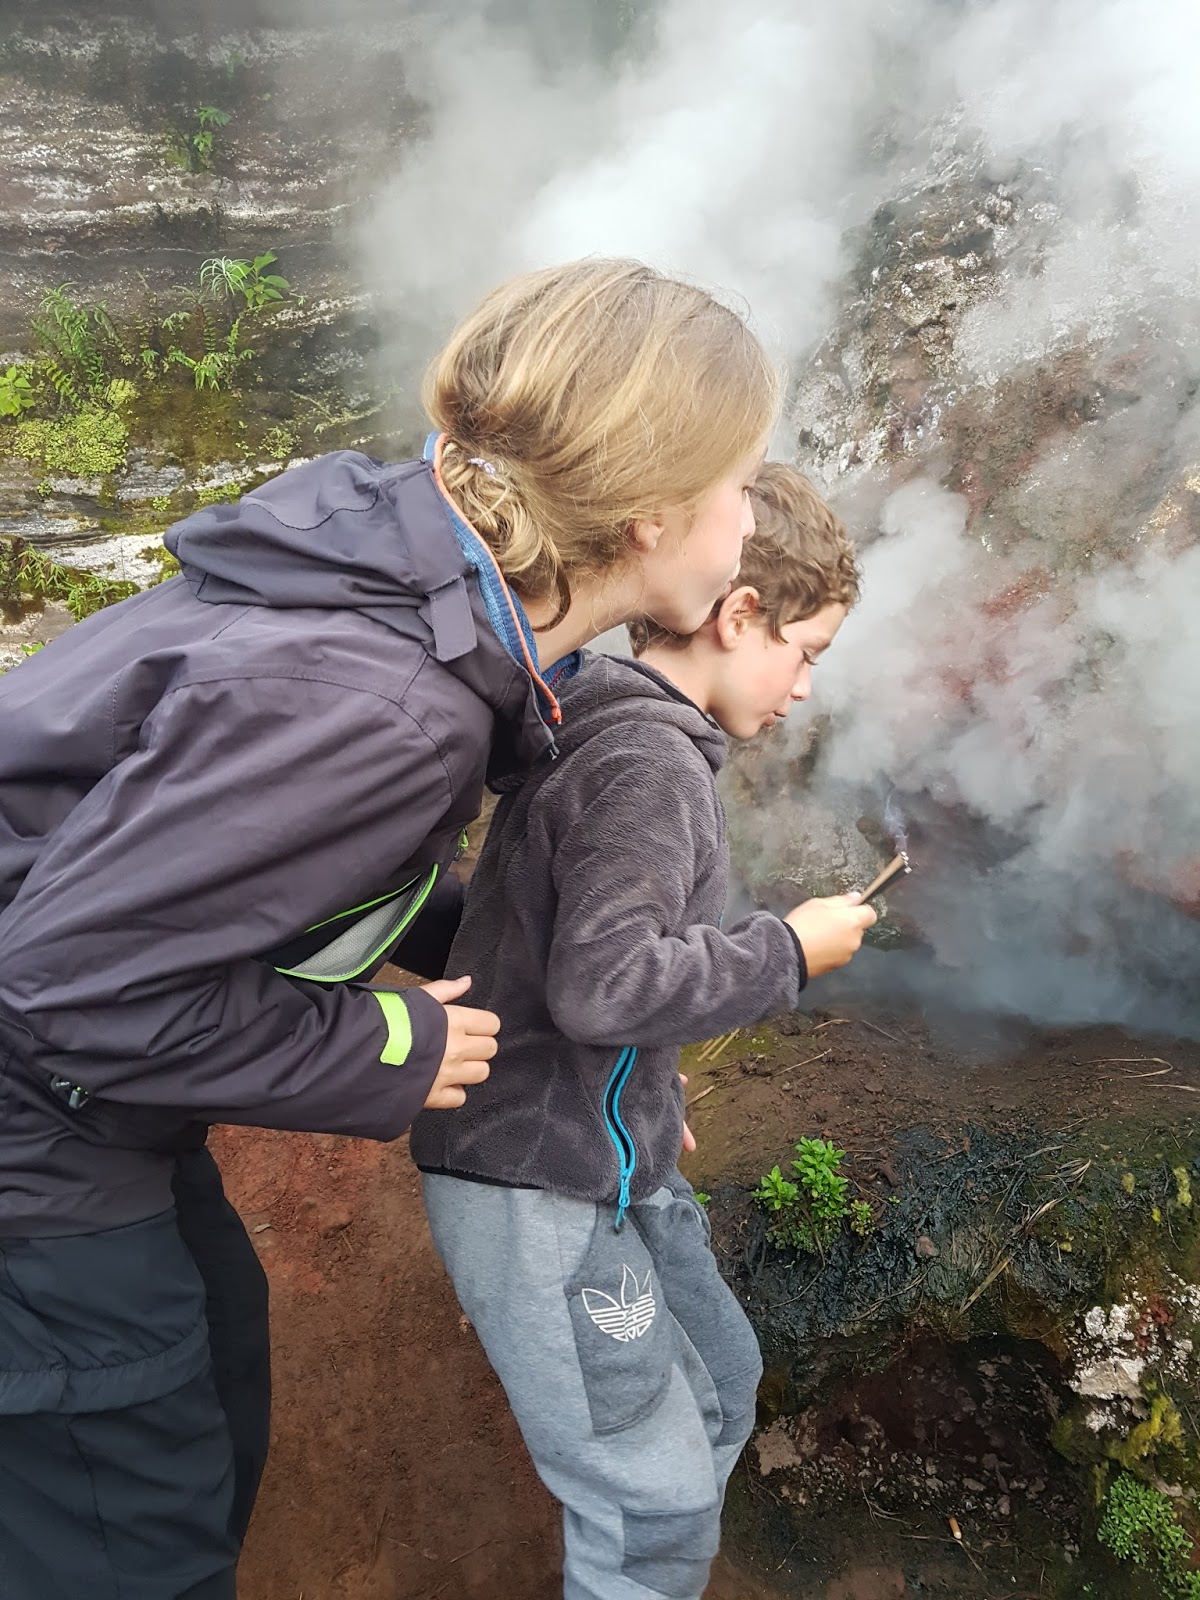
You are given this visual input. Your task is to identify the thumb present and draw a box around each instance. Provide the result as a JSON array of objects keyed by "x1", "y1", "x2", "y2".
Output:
[
  {"x1": 842, "y1": 890, "x2": 865, "y2": 906},
  {"x1": 420, "y1": 974, "x2": 472, "y2": 1005}
]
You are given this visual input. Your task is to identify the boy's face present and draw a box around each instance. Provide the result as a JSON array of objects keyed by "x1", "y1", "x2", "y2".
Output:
[{"x1": 709, "y1": 599, "x2": 848, "y2": 741}]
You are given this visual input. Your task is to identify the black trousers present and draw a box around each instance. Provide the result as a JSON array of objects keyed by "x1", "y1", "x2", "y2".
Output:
[{"x1": 0, "y1": 1149, "x2": 271, "y2": 1600}]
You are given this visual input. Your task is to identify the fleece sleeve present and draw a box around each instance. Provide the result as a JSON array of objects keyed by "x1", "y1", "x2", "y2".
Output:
[
  {"x1": 0, "y1": 673, "x2": 454, "y2": 1139},
  {"x1": 543, "y1": 735, "x2": 805, "y2": 1048}
]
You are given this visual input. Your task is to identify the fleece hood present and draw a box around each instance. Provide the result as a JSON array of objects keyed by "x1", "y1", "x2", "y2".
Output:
[{"x1": 536, "y1": 652, "x2": 727, "y2": 777}]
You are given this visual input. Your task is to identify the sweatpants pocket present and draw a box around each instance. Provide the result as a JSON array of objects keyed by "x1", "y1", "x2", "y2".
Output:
[
  {"x1": 634, "y1": 1173, "x2": 763, "y2": 1448},
  {"x1": 563, "y1": 1210, "x2": 672, "y2": 1436},
  {"x1": 621, "y1": 1506, "x2": 722, "y2": 1598}
]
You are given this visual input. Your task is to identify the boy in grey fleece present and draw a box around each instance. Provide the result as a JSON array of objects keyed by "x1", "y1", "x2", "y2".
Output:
[{"x1": 411, "y1": 465, "x2": 875, "y2": 1599}]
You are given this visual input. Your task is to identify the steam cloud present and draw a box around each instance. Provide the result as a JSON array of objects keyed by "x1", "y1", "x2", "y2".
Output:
[{"x1": 356, "y1": 0, "x2": 1200, "y2": 1037}]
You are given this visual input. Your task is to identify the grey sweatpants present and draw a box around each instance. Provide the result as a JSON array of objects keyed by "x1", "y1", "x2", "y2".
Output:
[{"x1": 423, "y1": 1170, "x2": 762, "y2": 1600}]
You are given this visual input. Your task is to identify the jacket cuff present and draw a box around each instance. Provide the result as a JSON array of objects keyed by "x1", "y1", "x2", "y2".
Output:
[
  {"x1": 779, "y1": 918, "x2": 809, "y2": 998},
  {"x1": 370, "y1": 985, "x2": 448, "y2": 1134}
]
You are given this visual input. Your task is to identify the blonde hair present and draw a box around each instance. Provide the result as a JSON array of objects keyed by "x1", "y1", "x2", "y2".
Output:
[
  {"x1": 629, "y1": 462, "x2": 860, "y2": 654},
  {"x1": 422, "y1": 258, "x2": 781, "y2": 624}
]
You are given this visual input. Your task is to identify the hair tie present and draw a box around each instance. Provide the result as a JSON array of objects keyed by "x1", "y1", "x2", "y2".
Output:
[{"x1": 467, "y1": 456, "x2": 499, "y2": 477}]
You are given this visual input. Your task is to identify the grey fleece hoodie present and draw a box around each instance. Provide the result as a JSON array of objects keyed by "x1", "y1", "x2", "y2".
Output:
[{"x1": 410, "y1": 654, "x2": 806, "y2": 1211}]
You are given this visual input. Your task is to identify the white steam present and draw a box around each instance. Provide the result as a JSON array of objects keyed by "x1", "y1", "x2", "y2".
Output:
[{"x1": 354, "y1": 0, "x2": 1200, "y2": 1035}]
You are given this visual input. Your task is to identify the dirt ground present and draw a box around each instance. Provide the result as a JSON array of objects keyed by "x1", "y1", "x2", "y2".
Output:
[
  {"x1": 216, "y1": 1119, "x2": 784, "y2": 1600},
  {"x1": 218, "y1": 998, "x2": 1200, "y2": 1600}
]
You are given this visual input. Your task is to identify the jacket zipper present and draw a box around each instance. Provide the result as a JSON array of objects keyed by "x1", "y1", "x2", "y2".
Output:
[
  {"x1": 274, "y1": 866, "x2": 439, "y2": 983},
  {"x1": 603, "y1": 1046, "x2": 639, "y2": 1231}
]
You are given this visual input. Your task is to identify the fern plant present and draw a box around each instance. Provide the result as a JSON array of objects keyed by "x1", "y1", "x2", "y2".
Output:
[
  {"x1": 167, "y1": 317, "x2": 254, "y2": 391},
  {"x1": 30, "y1": 285, "x2": 119, "y2": 410}
]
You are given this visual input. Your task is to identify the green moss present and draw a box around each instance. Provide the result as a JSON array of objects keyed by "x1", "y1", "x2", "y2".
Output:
[
  {"x1": 1174, "y1": 1167, "x2": 1192, "y2": 1211},
  {"x1": 11, "y1": 407, "x2": 128, "y2": 476},
  {"x1": 1109, "y1": 1394, "x2": 1185, "y2": 1470}
]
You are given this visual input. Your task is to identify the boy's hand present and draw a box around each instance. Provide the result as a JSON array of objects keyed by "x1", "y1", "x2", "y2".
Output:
[
  {"x1": 678, "y1": 1073, "x2": 697, "y2": 1154},
  {"x1": 784, "y1": 893, "x2": 877, "y2": 978},
  {"x1": 419, "y1": 975, "x2": 500, "y2": 1109}
]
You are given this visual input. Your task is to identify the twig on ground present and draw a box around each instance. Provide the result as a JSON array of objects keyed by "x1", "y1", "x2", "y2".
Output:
[
  {"x1": 766, "y1": 1049, "x2": 831, "y2": 1080},
  {"x1": 960, "y1": 1252, "x2": 1012, "y2": 1313},
  {"x1": 1080, "y1": 1056, "x2": 1175, "y2": 1070},
  {"x1": 857, "y1": 1018, "x2": 906, "y2": 1045}
]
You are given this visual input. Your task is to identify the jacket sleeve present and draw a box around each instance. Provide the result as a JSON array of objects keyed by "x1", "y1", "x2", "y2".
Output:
[
  {"x1": 0, "y1": 673, "x2": 454, "y2": 1139},
  {"x1": 543, "y1": 736, "x2": 805, "y2": 1048}
]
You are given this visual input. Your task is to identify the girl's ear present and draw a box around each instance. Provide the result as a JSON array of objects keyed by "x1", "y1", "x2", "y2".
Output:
[
  {"x1": 715, "y1": 585, "x2": 762, "y2": 650},
  {"x1": 628, "y1": 516, "x2": 665, "y2": 554}
]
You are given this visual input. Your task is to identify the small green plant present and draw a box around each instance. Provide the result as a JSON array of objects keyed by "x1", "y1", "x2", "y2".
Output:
[
  {"x1": 1098, "y1": 1473, "x2": 1200, "y2": 1597},
  {"x1": 0, "y1": 365, "x2": 35, "y2": 418},
  {"x1": 19, "y1": 640, "x2": 45, "y2": 656},
  {"x1": 693, "y1": 1192, "x2": 710, "y2": 1208},
  {"x1": 7, "y1": 545, "x2": 137, "y2": 622},
  {"x1": 754, "y1": 1138, "x2": 873, "y2": 1257},
  {"x1": 104, "y1": 377, "x2": 138, "y2": 410},
  {"x1": 192, "y1": 105, "x2": 230, "y2": 168},
  {"x1": 195, "y1": 482, "x2": 243, "y2": 508},
  {"x1": 167, "y1": 318, "x2": 254, "y2": 392},
  {"x1": 793, "y1": 1137, "x2": 849, "y2": 1221},
  {"x1": 151, "y1": 495, "x2": 173, "y2": 512},
  {"x1": 260, "y1": 424, "x2": 296, "y2": 459},
  {"x1": 200, "y1": 252, "x2": 289, "y2": 313},
  {"x1": 753, "y1": 1165, "x2": 799, "y2": 1212}
]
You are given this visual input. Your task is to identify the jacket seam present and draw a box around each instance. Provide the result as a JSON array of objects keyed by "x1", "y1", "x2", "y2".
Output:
[{"x1": 158, "y1": 670, "x2": 458, "y2": 806}]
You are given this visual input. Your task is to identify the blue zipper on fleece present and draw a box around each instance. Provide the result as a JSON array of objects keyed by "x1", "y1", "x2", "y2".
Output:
[{"x1": 603, "y1": 1046, "x2": 639, "y2": 1231}]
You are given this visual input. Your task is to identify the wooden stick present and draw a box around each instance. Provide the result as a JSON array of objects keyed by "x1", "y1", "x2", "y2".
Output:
[{"x1": 860, "y1": 851, "x2": 911, "y2": 904}]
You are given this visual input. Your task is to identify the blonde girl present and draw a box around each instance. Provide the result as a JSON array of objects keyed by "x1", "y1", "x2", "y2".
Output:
[{"x1": 0, "y1": 257, "x2": 779, "y2": 1599}]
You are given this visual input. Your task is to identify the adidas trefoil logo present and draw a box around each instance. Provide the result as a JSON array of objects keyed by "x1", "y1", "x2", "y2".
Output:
[{"x1": 581, "y1": 1263, "x2": 656, "y2": 1343}]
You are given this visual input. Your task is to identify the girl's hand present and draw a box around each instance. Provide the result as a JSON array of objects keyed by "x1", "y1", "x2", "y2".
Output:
[{"x1": 419, "y1": 975, "x2": 500, "y2": 1109}]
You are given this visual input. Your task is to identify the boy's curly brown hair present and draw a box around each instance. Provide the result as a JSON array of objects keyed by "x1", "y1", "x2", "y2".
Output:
[{"x1": 628, "y1": 461, "x2": 860, "y2": 655}]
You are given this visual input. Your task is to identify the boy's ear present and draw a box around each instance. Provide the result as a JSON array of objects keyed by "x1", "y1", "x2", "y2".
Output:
[{"x1": 715, "y1": 585, "x2": 763, "y2": 649}]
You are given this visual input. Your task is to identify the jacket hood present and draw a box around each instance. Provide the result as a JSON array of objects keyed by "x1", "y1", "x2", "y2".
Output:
[
  {"x1": 167, "y1": 453, "x2": 469, "y2": 634},
  {"x1": 165, "y1": 450, "x2": 557, "y2": 776},
  {"x1": 553, "y1": 653, "x2": 727, "y2": 775}
]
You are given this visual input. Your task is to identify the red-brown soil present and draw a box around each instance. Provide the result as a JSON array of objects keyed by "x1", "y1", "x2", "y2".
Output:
[{"x1": 221, "y1": 996, "x2": 1200, "y2": 1600}]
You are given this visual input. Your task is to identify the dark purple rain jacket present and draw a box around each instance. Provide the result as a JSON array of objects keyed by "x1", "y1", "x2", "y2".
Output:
[{"x1": 0, "y1": 451, "x2": 555, "y2": 1238}]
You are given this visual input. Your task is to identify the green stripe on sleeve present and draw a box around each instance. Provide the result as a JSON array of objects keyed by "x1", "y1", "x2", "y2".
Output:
[{"x1": 374, "y1": 991, "x2": 413, "y2": 1066}]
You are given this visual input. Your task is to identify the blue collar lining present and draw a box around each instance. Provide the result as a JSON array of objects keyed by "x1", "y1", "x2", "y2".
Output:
[{"x1": 423, "y1": 434, "x2": 580, "y2": 720}]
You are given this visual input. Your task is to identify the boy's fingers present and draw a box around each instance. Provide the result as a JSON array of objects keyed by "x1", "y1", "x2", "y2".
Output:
[
  {"x1": 447, "y1": 1059, "x2": 491, "y2": 1085},
  {"x1": 430, "y1": 1085, "x2": 468, "y2": 1109},
  {"x1": 446, "y1": 1004, "x2": 501, "y2": 1036},
  {"x1": 421, "y1": 975, "x2": 472, "y2": 1004}
]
